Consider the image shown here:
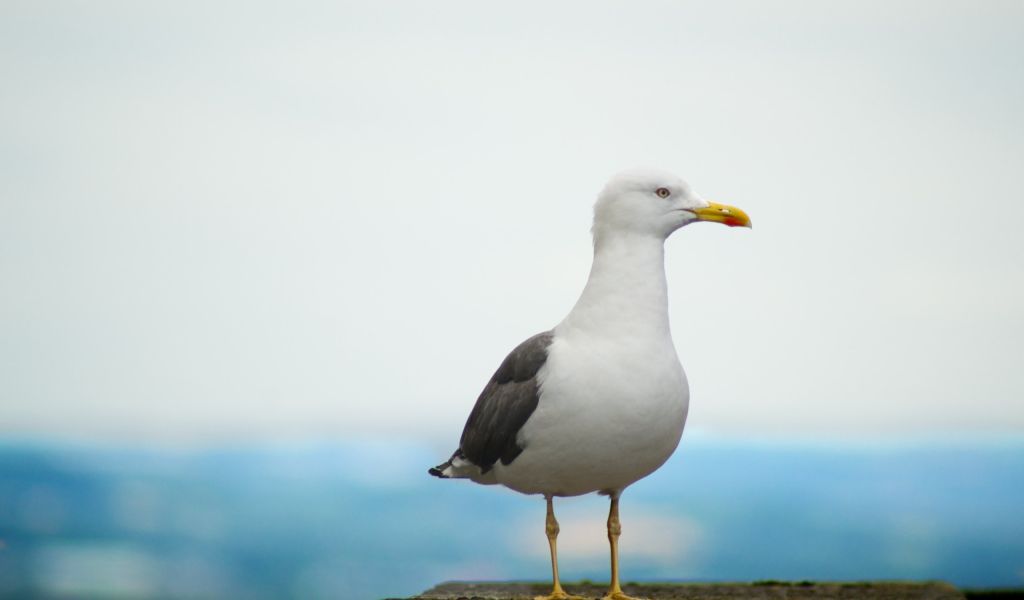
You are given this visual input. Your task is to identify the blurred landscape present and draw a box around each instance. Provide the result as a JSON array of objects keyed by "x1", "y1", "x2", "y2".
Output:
[
  {"x1": 3, "y1": 3, "x2": 1024, "y2": 600},
  {"x1": 1, "y1": 436, "x2": 1021, "y2": 600}
]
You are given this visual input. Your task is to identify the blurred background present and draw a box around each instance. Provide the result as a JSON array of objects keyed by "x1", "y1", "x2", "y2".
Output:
[{"x1": 2, "y1": 1, "x2": 1022, "y2": 599}]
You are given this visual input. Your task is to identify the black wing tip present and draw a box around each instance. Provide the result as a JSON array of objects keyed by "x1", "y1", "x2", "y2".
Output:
[
  {"x1": 429, "y1": 453, "x2": 458, "y2": 478},
  {"x1": 429, "y1": 449, "x2": 466, "y2": 478}
]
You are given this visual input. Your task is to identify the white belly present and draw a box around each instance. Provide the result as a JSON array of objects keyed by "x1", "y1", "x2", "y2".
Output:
[{"x1": 491, "y1": 334, "x2": 689, "y2": 496}]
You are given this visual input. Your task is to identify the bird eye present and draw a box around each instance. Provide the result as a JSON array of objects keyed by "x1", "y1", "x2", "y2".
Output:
[{"x1": 655, "y1": 187, "x2": 671, "y2": 198}]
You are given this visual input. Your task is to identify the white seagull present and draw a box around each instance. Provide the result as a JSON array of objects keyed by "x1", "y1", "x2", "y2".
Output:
[{"x1": 430, "y1": 169, "x2": 751, "y2": 600}]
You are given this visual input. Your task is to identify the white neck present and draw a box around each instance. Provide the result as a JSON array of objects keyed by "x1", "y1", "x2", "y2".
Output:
[{"x1": 557, "y1": 231, "x2": 671, "y2": 341}]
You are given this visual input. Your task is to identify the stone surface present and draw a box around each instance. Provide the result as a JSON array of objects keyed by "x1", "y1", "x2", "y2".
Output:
[{"x1": 396, "y1": 581, "x2": 966, "y2": 600}]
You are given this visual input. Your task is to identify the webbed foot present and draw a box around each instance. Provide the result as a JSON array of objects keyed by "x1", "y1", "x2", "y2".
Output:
[
  {"x1": 601, "y1": 591, "x2": 645, "y2": 600},
  {"x1": 534, "y1": 591, "x2": 586, "y2": 600}
]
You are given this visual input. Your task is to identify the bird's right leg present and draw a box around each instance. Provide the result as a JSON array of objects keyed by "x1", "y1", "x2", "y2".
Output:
[{"x1": 535, "y1": 495, "x2": 584, "y2": 600}]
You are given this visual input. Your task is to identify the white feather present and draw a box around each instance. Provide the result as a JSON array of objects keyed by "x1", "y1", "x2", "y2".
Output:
[{"x1": 484, "y1": 170, "x2": 693, "y2": 496}]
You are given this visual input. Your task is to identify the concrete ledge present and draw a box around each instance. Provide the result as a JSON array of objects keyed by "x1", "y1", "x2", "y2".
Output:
[{"x1": 397, "y1": 581, "x2": 966, "y2": 600}]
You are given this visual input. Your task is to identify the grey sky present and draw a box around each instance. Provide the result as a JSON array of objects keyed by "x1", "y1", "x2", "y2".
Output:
[{"x1": 2, "y1": 1, "x2": 1022, "y2": 443}]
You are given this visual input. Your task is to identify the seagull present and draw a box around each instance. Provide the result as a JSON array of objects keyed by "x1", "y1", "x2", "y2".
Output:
[{"x1": 429, "y1": 169, "x2": 751, "y2": 600}]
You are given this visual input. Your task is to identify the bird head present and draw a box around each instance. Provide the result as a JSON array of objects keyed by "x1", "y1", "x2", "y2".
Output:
[{"x1": 592, "y1": 169, "x2": 751, "y2": 240}]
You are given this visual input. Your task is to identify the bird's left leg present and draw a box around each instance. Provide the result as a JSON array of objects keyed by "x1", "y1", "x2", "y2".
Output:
[
  {"x1": 602, "y1": 492, "x2": 642, "y2": 600},
  {"x1": 535, "y1": 495, "x2": 584, "y2": 600}
]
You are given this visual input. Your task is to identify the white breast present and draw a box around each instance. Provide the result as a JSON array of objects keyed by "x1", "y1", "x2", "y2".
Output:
[
  {"x1": 490, "y1": 228, "x2": 690, "y2": 496},
  {"x1": 492, "y1": 332, "x2": 689, "y2": 497}
]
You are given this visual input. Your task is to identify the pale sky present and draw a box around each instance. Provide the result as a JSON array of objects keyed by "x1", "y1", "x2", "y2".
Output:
[{"x1": 2, "y1": 0, "x2": 1023, "y2": 444}]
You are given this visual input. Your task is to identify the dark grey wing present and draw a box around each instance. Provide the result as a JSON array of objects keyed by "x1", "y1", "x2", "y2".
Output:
[{"x1": 459, "y1": 331, "x2": 554, "y2": 473}]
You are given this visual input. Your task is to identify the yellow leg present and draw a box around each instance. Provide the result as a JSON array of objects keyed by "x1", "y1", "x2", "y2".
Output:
[
  {"x1": 602, "y1": 494, "x2": 642, "y2": 600},
  {"x1": 535, "y1": 496, "x2": 584, "y2": 600}
]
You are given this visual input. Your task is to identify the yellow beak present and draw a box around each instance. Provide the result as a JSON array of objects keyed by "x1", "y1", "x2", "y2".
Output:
[{"x1": 691, "y1": 202, "x2": 752, "y2": 228}]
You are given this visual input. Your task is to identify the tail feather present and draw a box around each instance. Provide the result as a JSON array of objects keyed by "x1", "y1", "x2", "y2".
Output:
[
  {"x1": 427, "y1": 457, "x2": 452, "y2": 478},
  {"x1": 428, "y1": 449, "x2": 480, "y2": 479}
]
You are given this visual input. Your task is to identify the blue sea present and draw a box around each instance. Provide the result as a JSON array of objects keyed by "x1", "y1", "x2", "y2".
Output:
[{"x1": 1, "y1": 436, "x2": 1022, "y2": 599}]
